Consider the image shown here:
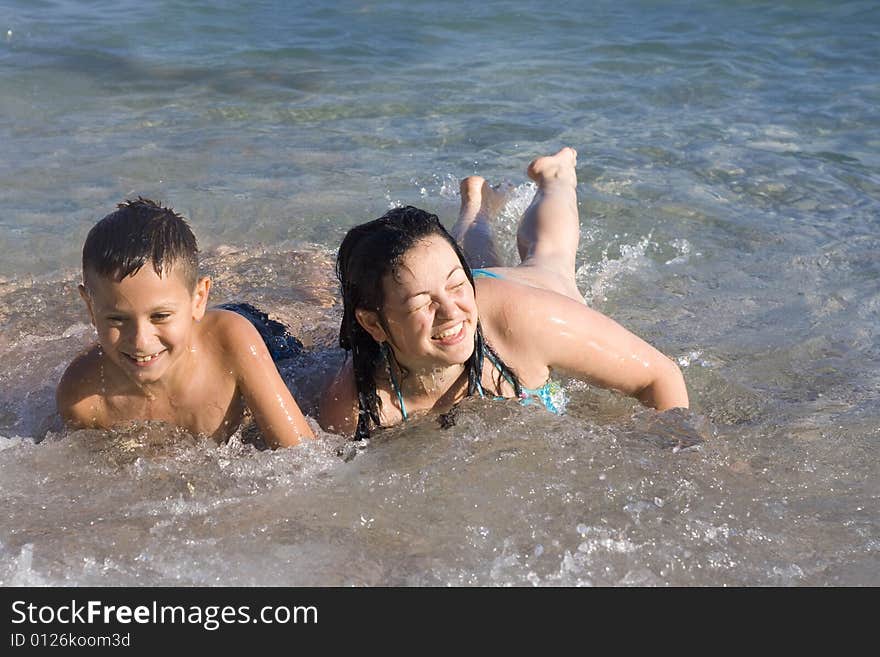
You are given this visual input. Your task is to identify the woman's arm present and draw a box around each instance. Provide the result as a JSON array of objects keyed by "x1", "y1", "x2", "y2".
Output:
[{"x1": 485, "y1": 283, "x2": 689, "y2": 411}]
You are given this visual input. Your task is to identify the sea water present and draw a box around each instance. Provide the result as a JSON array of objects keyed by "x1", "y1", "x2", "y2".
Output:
[{"x1": 1, "y1": 0, "x2": 878, "y2": 586}]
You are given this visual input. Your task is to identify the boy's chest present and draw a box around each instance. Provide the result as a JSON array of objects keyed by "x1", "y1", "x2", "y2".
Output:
[{"x1": 104, "y1": 368, "x2": 244, "y2": 440}]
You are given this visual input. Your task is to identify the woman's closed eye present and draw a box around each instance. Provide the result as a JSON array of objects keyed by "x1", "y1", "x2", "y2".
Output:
[{"x1": 408, "y1": 299, "x2": 431, "y2": 313}]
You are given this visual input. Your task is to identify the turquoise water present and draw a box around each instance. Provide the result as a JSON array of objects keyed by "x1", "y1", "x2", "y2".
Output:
[
  {"x1": 1, "y1": 1, "x2": 878, "y2": 585},
  {"x1": 3, "y1": 0, "x2": 876, "y2": 275}
]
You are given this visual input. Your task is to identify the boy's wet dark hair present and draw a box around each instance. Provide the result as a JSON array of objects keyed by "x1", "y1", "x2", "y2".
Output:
[
  {"x1": 336, "y1": 205, "x2": 521, "y2": 440},
  {"x1": 82, "y1": 197, "x2": 199, "y2": 290}
]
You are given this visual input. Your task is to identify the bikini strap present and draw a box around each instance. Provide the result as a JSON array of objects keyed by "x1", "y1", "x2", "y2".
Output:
[
  {"x1": 484, "y1": 350, "x2": 517, "y2": 390},
  {"x1": 381, "y1": 342, "x2": 408, "y2": 421},
  {"x1": 474, "y1": 377, "x2": 486, "y2": 398},
  {"x1": 471, "y1": 268, "x2": 503, "y2": 280}
]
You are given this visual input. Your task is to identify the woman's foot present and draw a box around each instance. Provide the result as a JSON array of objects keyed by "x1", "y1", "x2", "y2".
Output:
[
  {"x1": 527, "y1": 147, "x2": 578, "y2": 189},
  {"x1": 458, "y1": 175, "x2": 486, "y2": 223},
  {"x1": 513, "y1": 147, "x2": 583, "y2": 302},
  {"x1": 459, "y1": 176, "x2": 513, "y2": 223}
]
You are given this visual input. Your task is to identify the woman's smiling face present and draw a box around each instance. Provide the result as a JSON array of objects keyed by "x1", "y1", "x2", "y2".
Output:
[{"x1": 364, "y1": 235, "x2": 478, "y2": 370}]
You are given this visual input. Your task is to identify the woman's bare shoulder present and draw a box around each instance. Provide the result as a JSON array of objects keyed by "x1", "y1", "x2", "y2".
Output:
[{"x1": 476, "y1": 276, "x2": 572, "y2": 343}]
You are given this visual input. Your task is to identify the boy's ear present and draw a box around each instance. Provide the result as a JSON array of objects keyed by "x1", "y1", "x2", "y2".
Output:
[
  {"x1": 354, "y1": 309, "x2": 388, "y2": 343},
  {"x1": 78, "y1": 284, "x2": 96, "y2": 325},
  {"x1": 192, "y1": 276, "x2": 211, "y2": 320}
]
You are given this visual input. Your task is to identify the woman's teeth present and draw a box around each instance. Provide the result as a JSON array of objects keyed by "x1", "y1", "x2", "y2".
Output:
[{"x1": 432, "y1": 322, "x2": 463, "y2": 340}]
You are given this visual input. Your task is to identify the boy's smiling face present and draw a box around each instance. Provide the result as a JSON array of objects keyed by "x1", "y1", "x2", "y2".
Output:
[{"x1": 80, "y1": 262, "x2": 210, "y2": 387}]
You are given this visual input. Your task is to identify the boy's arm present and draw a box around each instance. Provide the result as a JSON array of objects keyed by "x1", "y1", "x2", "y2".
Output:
[
  {"x1": 318, "y1": 356, "x2": 359, "y2": 436},
  {"x1": 495, "y1": 287, "x2": 689, "y2": 411},
  {"x1": 220, "y1": 313, "x2": 315, "y2": 448}
]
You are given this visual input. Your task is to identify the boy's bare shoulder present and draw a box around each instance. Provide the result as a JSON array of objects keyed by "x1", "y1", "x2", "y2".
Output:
[
  {"x1": 56, "y1": 345, "x2": 107, "y2": 428},
  {"x1": 198, "y1": 308, "x2": 276, "y2": 378},
  {"x1": 57, "y1": 345, "x2": 104, "y2": 397},
  {"x1": 201, "y1": 308, "x2": 264, "y2": 351}
]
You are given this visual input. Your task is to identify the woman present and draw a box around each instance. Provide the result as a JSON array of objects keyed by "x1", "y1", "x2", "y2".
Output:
[{"x1": 320, "y1": 148, "x2": 689, "y2": 439}]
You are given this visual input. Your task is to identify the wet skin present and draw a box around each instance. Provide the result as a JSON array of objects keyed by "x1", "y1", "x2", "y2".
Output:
[
  {"x1": 57, "y1": 263, "x2": 313, "y2": 447},
  {"x1": 320, "y1": 237, "x2": 688, "y2": 434}
]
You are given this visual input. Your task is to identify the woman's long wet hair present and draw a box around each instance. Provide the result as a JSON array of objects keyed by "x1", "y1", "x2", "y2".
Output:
[{"x1": 337, "y1": 206, "x2": 521, "y2": 440}]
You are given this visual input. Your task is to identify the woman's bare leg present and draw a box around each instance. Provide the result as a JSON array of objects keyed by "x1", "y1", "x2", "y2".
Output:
[
  {"x1": 452, "y1": 148, "x2": 584, "y2": 303},
  {"x1": 451, "y1": 176, "x2": 512, "y2": 268},
  {"x1": 510, "y1": 147, "x2": 584, "y2": 302}
]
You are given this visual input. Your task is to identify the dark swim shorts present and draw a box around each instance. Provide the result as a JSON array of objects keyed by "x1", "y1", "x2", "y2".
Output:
[{"x1": 215, "y1": 302, "x2": 304, "y2": 362}]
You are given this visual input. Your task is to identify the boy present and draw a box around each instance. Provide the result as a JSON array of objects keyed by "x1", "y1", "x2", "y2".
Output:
[{"x1": 56, "y1": 198, "x2": 314, "y2": 448}]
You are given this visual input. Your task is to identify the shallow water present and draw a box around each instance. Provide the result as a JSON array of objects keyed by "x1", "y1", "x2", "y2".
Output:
[{"x1": 1, "y1": 0, "x2": 878, "y2": 585}]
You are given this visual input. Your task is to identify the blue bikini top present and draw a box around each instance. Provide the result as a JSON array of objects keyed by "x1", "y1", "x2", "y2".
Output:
[{"x1": 385, "y1": 351, "x2": 565, "y2": 420}]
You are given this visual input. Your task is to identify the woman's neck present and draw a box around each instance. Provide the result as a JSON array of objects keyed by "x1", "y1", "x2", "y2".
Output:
[{"x1": 389, "y1": 358, "x2": 468, "y2": 407}]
